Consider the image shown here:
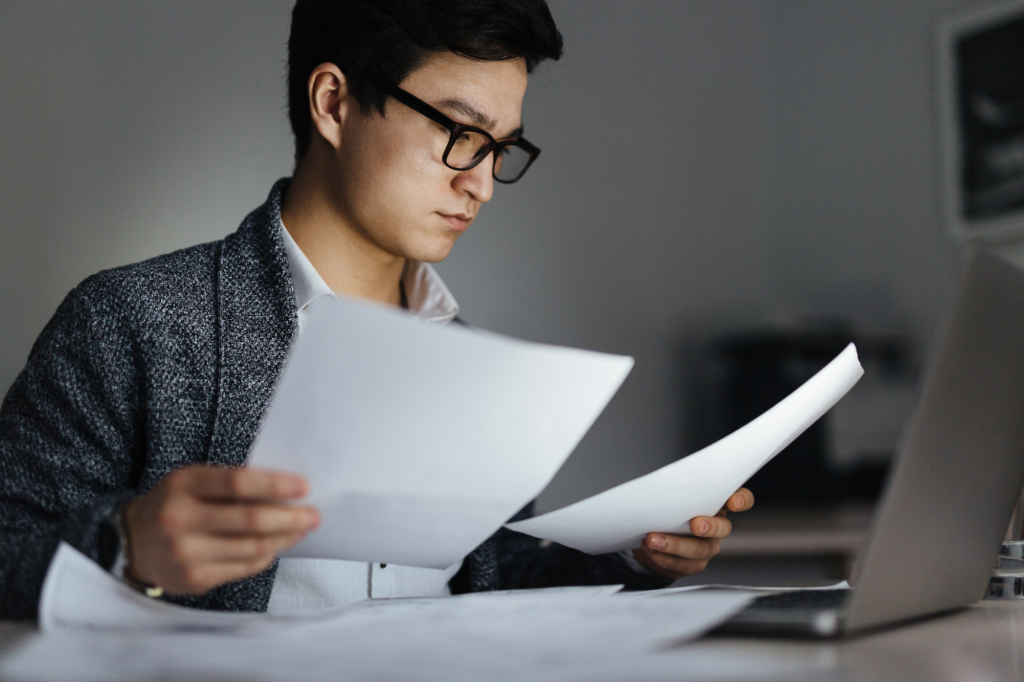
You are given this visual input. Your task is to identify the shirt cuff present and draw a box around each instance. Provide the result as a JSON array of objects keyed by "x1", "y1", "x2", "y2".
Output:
[
  {"x1": 110, "y1": 546, "x2": 128, "y2": 579},
  {"x1": 103, "y1": 501, "x2": 130, "y2": 579}
]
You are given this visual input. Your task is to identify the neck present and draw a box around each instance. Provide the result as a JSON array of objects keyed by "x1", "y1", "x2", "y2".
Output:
[{"x1": 280, "y1": 158, "x2": 405, "y2": 308}]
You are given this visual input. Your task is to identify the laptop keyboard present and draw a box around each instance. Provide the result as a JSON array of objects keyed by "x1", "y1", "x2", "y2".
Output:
[{"x1": 749, "y1": 589, "x2": 850, "y2": 610}]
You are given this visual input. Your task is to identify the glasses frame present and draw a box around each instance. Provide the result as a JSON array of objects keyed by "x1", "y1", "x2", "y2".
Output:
[{"x1": 370, "y1": 77, "x2": 540, "y2": 184}]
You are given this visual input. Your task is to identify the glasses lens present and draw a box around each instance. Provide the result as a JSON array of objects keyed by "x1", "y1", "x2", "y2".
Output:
[
  {"x1": 445, "y1": 129, "x2": 492, "y2": 170},
  {"x1": 494, "y1": 144, "x2": 533, "y2": 183}
]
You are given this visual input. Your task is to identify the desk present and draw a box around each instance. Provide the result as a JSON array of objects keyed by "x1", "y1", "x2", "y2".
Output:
[
  {"x1": 1, "y1": 600, "x2": 1022, "y2": 681},
  {"x1": 699, "y1": 601, "x2": 1024, "y2": 681}
]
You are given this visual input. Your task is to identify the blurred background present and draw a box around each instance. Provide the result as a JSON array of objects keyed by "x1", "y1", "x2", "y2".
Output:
[{"x1": 3, "y1": 1, "x2": 1023, "y2": 585}]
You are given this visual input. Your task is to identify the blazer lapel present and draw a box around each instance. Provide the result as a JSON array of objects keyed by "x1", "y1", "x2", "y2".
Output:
[{"x1": 208, "y1": 179, "x2": 298, "y2": 467}]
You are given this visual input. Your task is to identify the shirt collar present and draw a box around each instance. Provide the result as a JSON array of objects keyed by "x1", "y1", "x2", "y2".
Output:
[{"x1": 281, "y1": 220, "x2": 460, "y2": 324}]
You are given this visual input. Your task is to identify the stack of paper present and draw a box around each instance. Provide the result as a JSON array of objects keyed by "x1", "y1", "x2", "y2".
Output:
[{"x1": 2, "y1": 543, "x2": 765, "y2": 682}]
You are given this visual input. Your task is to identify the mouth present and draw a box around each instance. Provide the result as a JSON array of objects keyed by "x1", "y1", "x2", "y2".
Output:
[{"x1": 438, "y1": 212, "x2": 473, "y2": 233}]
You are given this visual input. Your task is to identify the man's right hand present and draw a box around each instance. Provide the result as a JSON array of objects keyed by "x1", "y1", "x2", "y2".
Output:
[{"x1": 121, "y1": 465, "x2": 320, "y2": 595}]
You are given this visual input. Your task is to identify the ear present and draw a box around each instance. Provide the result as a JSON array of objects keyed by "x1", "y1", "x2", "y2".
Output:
[{"x1": 307, "y1": 63, "x2": 351, "y2": 150}]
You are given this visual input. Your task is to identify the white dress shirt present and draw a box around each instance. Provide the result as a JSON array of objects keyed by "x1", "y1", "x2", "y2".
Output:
[{"x1": 267, "y1": 221, "x2": 462, "y2": 612}]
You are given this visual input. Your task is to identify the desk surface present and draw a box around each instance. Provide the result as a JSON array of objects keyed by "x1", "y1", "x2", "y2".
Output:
[
  {"x1": 1, "y1": 600, "x2": 1022, "y2": 681},
  {"x1": 701, "y1": 600, "x2": 1024, "y2": 681}
]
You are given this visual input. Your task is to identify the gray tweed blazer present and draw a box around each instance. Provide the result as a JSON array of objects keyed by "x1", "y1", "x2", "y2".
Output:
[{"x1": 0, "y1": 179, "x2": 669, "y2": 620}]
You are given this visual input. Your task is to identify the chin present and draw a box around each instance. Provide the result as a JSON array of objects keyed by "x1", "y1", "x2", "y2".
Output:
[{"x1": 404, "y1": 234, "x2": 459, "y2": 264}]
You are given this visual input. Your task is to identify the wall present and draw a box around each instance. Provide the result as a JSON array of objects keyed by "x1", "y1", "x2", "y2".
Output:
[
  {"x1": 763, "y1": 0, "x2": 964, "y2": 343},
  {"x1": 0, "y1": 0, "x2": 295, "y2": 389},
  {"x1": 0, "y1": 1, "x2": 975, "y2": 512}
]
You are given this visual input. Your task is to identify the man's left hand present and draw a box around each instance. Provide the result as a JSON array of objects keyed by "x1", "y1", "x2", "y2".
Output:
[{"x1": 631, "y1": 488, "x2": 754, "y2": 580}]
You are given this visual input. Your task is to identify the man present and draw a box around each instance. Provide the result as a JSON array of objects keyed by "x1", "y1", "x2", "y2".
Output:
[{"x1": 0, "y1": 0, "x2": 753, "y2": 619}]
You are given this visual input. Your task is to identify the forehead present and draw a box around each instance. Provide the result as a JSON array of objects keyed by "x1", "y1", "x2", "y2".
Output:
[{"x1": 399, "y1": 53, "x2": 528, "y2": 136}]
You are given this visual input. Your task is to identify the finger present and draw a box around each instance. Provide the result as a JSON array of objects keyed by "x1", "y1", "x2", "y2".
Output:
[
  {"x1": 180, "y1": 467, "x2": 310, "y2": 502},
  {"x1": 175, "y1": 531, "x2": 307, "y2": 563},
  {"x1": 644, "y1": 533, "x2": 721, "y2": 560},
  {"x1": 192, "y1": 502, "x2": 320, "y2": 535},
  {"x1": 726, "y1": 488, "x2": 754, "y2": 512},
  {"x1": 174, "y1": 558, "x2": 277, "y2": 595},
  {"x1": 632, "y1": 547, "x2": 711, "y2": 580},
  {"x1": 688, "y1": 515, "x2": 732, "y2": 539}
]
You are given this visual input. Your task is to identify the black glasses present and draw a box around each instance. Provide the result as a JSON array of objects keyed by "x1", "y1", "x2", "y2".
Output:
[{"x1": 370, "y1": 77, "x2": 540, "y2": 184}]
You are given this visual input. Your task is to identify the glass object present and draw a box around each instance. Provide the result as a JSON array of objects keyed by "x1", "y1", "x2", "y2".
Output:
[
  {"x1": 987, "y1": 486, "x2": 1024, "y2": 599},
  {"x1": 371, "y1": 77, "x2": 541, "y2": 184},
  {"x1": 988, "y1": 541, "x2": 1024, "y2": 598}
]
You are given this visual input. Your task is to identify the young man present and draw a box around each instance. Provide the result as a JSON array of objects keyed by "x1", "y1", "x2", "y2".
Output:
[{"x1": 0, "y1": 0, "x2": 752, "y2": 619}]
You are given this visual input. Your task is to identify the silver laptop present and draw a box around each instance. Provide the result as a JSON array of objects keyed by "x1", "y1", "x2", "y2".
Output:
[{"x1": 718, "y1": 247, "x2": 1024, "y2": 637}]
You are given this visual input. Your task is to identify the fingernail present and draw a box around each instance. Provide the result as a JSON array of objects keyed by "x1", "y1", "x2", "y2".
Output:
[
  {"x1": 698, "y1": 520, "x2": 709, "y2": 534},
  {"x1": 307, "y1": 510, "x2": 320, "y2": 528},
  {"x1": 648, "y1": 534, "x2": 666, "y2": 549}
]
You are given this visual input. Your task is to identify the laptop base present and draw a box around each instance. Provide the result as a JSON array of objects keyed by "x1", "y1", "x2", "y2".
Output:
[{"x1": 714, "y1": 589, "x2": 849, "y2": 638}]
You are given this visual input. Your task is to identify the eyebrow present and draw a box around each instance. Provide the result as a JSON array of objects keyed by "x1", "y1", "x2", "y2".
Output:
[{"x1": 437, "y1": 97, "x2": 524, "y2": 140}]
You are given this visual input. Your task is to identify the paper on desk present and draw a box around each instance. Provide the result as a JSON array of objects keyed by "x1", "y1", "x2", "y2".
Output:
[
  {"x1": 38, "y1": 542, "x2": 622, "y2": 633},
  {"x1": 4, "y1": 618, "x2": 821, "y2": 682},
  {"x1": 247, "y1": 295, "x2": 634, "y2": 569},
  {"x1": 40, "y1": 542, "x2": 281, "y2": 633},
  {"x1": 14, "y1": 542, "x2": 761, "y2": 682},
  {"x1": 507, "y1": 344, "x2": 864, "y2": 554}
]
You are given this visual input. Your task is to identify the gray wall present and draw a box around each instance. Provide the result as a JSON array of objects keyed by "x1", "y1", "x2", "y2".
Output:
[{"x1": 0, "y1": 1, "x2": 972, "y2": 512}]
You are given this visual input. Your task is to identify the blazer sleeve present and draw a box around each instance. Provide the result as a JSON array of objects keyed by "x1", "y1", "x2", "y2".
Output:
[
  {"x1": 0, "y1": 283, "x2": 141, "y2": 619},
  {"x1": 450, "y1": 503, "x2": 673, "y2": 594}
]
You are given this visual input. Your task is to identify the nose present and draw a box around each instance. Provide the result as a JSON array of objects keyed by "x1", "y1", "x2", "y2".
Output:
[{"x1": 452, "y1": 153, "x2": 494, "y2": 203}]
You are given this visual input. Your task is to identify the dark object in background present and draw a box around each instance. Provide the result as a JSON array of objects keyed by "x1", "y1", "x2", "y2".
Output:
[
  {"x1": 717, "y1": 322, "x2": 912, "y2": 504},
  {"x1": 957, "y1": 10, "x2": 1024, "y2": 220}
]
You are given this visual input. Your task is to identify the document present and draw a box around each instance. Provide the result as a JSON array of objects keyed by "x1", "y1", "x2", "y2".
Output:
[
  {"x1": 39, "y1": 542, "x2": 286, "y2": 633},
  {"x1": 37, "y1": 542, "x2": 623, "y2": 634},
  {"x1": 8, "y1": 542, "x2": 763, "y2": 682},
  {"x1": 506, "y1": 344, "x2": 864, "y2": 554},
  {"x1": 247, "y1": 295, "x2": 634, "y2": 568}
]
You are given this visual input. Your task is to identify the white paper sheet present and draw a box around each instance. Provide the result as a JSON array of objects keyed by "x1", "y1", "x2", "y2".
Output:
[
  {"x1": 246, "y1": 295, "x2": 634, "y2": 568},
  {"x1": 507, "y1": 344, "x2": 864, "y2": 554},
  {"x1": 37, "y1": 543, "x2": 623, "y2": 634},
  {"x1": 39, "y1": 542, "x2": 299, "y2": 633},
  {"x1": 10, "y1": 543, "x2": 763, "y2": 682},
  {"x1": 3, "y1": 626, "x2": 829, "y2": 682}
]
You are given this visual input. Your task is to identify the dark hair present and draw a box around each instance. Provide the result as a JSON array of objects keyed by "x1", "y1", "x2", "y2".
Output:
[{"x1": 287, "y1": 0, "x2": 563, "y2": 165}]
